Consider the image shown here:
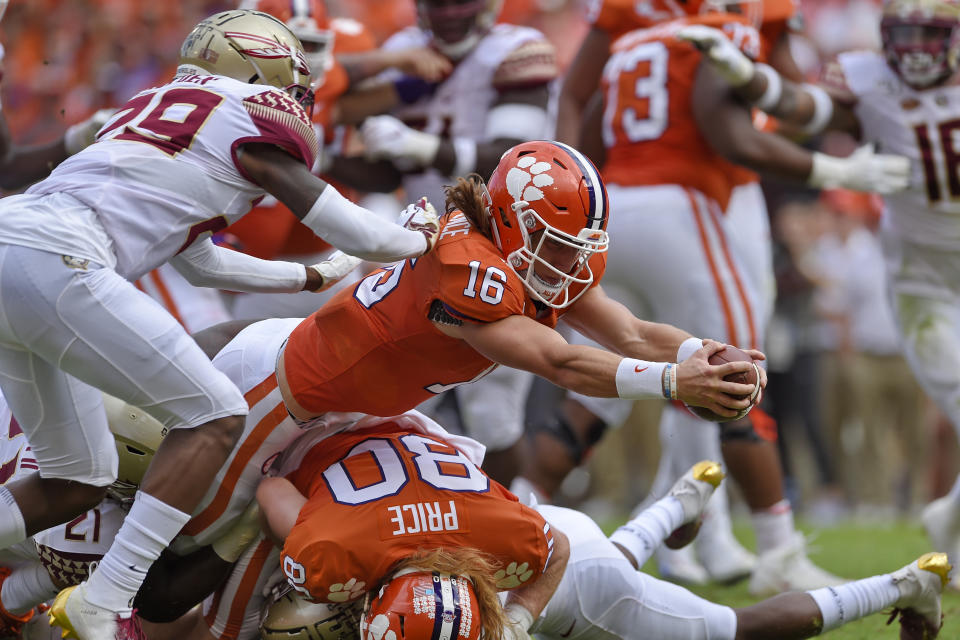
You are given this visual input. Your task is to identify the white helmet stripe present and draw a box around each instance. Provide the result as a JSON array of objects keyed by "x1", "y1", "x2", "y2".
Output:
[{"x1": 551, "y1": 141, "x2": 606, "y2": 231}]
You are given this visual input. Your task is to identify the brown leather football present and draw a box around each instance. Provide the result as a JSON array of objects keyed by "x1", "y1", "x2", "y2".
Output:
[{"x1": 686, "y1": 346, "x2": 759, "y2": 423}]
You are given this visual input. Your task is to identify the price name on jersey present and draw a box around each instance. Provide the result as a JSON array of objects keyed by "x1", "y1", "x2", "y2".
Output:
[{"x1": 386, "y1": 500, "x2": 460, "y2": 536}]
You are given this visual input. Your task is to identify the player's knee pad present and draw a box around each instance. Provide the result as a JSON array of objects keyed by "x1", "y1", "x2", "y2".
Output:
[{"x1": 530, "y1": 409, "x2": 608, "y2": 465}]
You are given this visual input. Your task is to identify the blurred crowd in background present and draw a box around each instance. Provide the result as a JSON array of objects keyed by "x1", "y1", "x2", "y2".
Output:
[{"x1": 2, "y1": 0, "x2": 942, "y2": 524}]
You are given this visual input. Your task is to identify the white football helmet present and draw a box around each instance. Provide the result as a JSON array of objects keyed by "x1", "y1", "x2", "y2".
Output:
[
  {"x1": 103, "y1": 394, "x2": 166, "y2": 503},
  {"x1": 179, "y1": 9, "x2": 313, "y2": 110},
  {"x1": 260, "y1": 584, "x2": 361, "y2": 640}
]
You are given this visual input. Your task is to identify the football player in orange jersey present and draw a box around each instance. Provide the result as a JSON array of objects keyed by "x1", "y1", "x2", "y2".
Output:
[
  {"x1": 211, "y1": 442, "x2": 947, "y2": 640},
  {"x1": 515, "y1": 1, "x2": 912, "y2": 596}
]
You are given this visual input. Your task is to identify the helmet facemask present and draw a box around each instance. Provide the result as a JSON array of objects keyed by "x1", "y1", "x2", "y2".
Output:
[
  {"x1": 418, "y1": 0, "x2": 500, "y2": 59},
  {"x1": 508, "y1": 204, "x2": 609, "y2": 309},
  {"x1": 883, "y1": 21, "x2": 959, "y2": 88}
]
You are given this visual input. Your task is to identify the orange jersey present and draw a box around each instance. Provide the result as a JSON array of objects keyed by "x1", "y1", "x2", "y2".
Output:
[
  {"x1": 280, "y1": 424, "x2": 553, "y2": 603},
  {"x1": 281, "y1": 212, "x2": 605, "y2": 417},
  {"x1": 600, "y1": 14, "x2": 760, "y2": 209}
]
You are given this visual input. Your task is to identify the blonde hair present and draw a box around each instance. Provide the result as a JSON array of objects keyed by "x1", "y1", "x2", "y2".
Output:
[
  {"x1": 444, "y1": 175, "x2": 493, "y2": 241},
  {"x1": 390, "y1": 548, "x2": 507, "y2": 640}
]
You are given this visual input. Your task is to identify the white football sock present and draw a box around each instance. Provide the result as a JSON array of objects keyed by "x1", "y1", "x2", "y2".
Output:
[
  {"x1": 0, "y1": 486, "x2": 26, "y2": 549},
  {"x1": 2, "y1": 563, "x2": 56, "y2": 615},
  {"x1": 609, "y1": 496, "x2": 684, "y2": 567},
  {"x1": 751, "y1": 499, "x2": 794, "y2": 554},
  {"x1": 808, "y1": 575, "x2": 900, "y2": 632},
  {"x1": 84, "y1": 491, "x2": 190, "y2": 612}
]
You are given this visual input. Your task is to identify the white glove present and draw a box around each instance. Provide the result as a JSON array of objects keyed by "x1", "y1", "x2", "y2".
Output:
[
  {"x1": 502, "y1": 603, "x2": 535, "y2": 640},
  {"x1": 63, "y1": 108, "x2": 116, "y2": 155},
  {"x1": 361, "y1": 115, "x2": 440, "y2": 171},
  {"x1": 808, "y1": 145, "x2": 912, "y2": 194},
  {"x1": 397, "y1": 197, "x2": 441, "y2": 255},
  {"x1": 676, "y1": 25, "x2": 755, "y2": 87},
  {"x1": 308, "y1": 251, "x2": 363, "y2": 292}
]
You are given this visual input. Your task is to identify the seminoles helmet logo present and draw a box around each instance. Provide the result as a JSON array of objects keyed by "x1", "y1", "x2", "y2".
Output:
[{"x1": 225, "y1": 30, "x2": 311, "y2": 76}]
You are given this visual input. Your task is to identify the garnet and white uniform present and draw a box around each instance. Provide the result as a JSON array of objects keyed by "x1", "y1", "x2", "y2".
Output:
[
  {"x1": 379, "y1": 24, "x2": 558, "y2": 451},
  {"x1": 0, "y1": 73, "x2": 316, "y2": 487},
  {"x1": 0, "y1": 393, "x2": 123, "y2": 613},
  {"x1": 835, "y1": 50, "x2": 960, "y2": 441}
]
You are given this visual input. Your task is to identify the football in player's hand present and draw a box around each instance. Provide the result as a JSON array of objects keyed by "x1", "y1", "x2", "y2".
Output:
[{"x1": 686, "y1": 346, "x2": 760, "y2": 423}]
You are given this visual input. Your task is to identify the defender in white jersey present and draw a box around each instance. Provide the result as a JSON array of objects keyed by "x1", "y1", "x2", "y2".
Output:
[
  {"x1": 679, "y1": 0, "x2": 960, "y2": 587},
  {"x1": 324, "y1": 0, "x2": 560, "y2": 485},
  {"x1": 0, "y1": 10, "x2": 441, "y2": 640}
]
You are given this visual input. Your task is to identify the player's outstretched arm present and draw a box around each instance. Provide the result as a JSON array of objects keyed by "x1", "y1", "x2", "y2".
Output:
[
  {"x1": 678, "y1": 25, "x2": 859, "y2": 135},
  {"x1": 458, "y1": 313, "x2": 755, "y2": 418},
  {"x1": 692, "y1": 61, "x2": 910, "y2": 194},
  {"x1": 238, "y1": 143, "x2": 437, "y2": 261}
]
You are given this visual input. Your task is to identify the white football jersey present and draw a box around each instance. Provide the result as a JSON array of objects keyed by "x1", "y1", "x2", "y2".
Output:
[
  {"x1": 382, "y1": 24, "x2": 550, "y2": 207},
  {"x1": 840, "y1": 51, "x2": 960, "y2": 248},
  {"x1": 0, "y1": 73, "x2": 318, "y2": 281}
]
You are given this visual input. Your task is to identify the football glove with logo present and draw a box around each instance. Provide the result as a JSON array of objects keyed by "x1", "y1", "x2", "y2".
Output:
[{"x1": 397, "y1": 197, "x2": 440, "y2": 256}]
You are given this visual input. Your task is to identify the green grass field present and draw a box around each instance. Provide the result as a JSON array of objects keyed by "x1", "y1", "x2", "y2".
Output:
[{"x1": 630, "y1": 521, "x2": 960, "y2": 639}]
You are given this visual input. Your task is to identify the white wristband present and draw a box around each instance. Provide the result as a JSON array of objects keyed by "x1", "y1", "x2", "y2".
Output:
[
  {"x1": 451, "y1": 137, "x2": 477, "y2": 177},
  {"x1": 800, "y1": 83, "x2": 834, "y2": 135},
  {"x1": 615, "y1": 358, "x2": 668, "y2": 400},
  {"x1": 754, "y1": 64, "x2": 783, "y2": 111},
  {"x1": 677, "y1": 337, "x2": 704, "y2": 363}
]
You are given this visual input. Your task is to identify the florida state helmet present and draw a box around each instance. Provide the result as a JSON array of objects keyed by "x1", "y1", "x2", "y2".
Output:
[
  {"x1": 882, "y1": 0, "x2": 960, "y2": 89},
  {"x1": 417, "y1": 0, "x2": 502, "y2": 59},
  {"x1": 260, "y1": 583, "x2": 361, "y2": 640},
  {"x1": 179, "y1": 9, "x2": 313, "y2": 109},
  {"x1": 250, "y1": 0, "x2": 334, "y2": 87},
  {"x1": 484, "y1": 141, "x2": 609, "y2": 309},
  {"x1": 102, "y1": 394, "x2": 166, "y2": 503},
  {"x1": 360, "y1": 571, "x2": 480, "y2": 640}
]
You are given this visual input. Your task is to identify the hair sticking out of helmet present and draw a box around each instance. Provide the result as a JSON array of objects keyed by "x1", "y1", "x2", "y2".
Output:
[
  {"x1": 485, "y1": 140, "x2": 610, "y2": 309},
  {"x1": 882, "y1": 0, "x2": 960, "y2": 89},
  {"x1": 361, "y1": 549, "x2": 507, "y2": 640},
  {"x1": 179, "y1": 9, "x2": 314, "y2": 112},
  {"x1": 417, "y1": 0, "x2": 503, "y2": 59}
]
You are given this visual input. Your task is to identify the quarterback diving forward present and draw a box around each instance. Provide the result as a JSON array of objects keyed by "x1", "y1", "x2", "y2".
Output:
[{"x1": 0, "y1": 10, "x2": 440, "y2": 640}]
